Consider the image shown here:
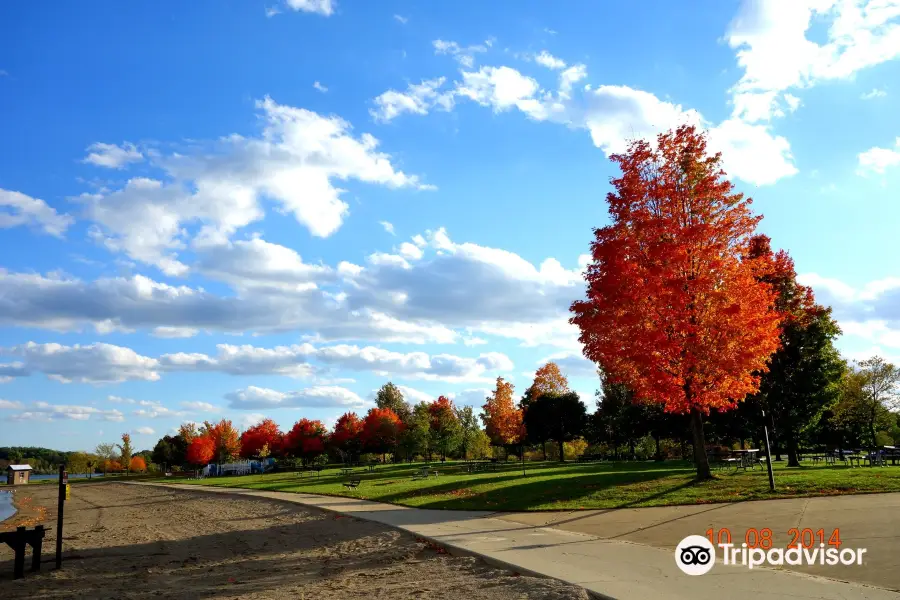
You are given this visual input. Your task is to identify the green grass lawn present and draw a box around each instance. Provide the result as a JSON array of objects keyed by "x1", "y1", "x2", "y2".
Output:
[{"x1": 149, "y1": 459, "x2": 900, "y2": 511}]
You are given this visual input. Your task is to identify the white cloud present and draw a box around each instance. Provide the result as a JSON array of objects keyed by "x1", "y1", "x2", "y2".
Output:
[
  {"x1": 372, "y1": 56, "x2": 795, "y2": 186},
  {"x1": 134, "y1": 403, "x2": 186, "y2": 419},
  {"x1": 371, "y1": 77, "x2": 455, "y2": 122},
  {"x1": 181, "y1": 401, "x2": 218, "y2": 412},
  {"x1": 2, "y1": 342, "x2": 160, "y2": 384},
  {"x1": 81, "y1": 97, "x2": 431, "y2": 275},
  {"x1": 133, "y1": 426, "x2": 156, "y2": 435},
  {"x1": 83, "y1": 142, "x2": 143, "y2": 169},
  {"x1": 158, "y1": 342, "x2": 512, "y2": 383},
  {"x1": 225, "y1": 385, "x2": 366, "y2": 409},
  {"x1": 240, "y1": 413, "x2": 267, "y2": 429},
  {"x1": 108, "y1": 395, "x2": 136, "y2": 404},
  {"x1": 449, "y1": 388, "x2": 492, "y2": 407},
  {"x1": 398, "y1": 242, "x2": 423, "y2": 260},
  {"x1": 0, "y1": 188, "x2": 74, "y2": 238},
  {"x1": 0, "y1": 362, "x2": 27, "y2": 383},
  {"x1": 396, "y1": 385, "x2": 435, "y2": 404},
  {"x1": 784, "y1": 93, "x2": 802, "y2": 112},
  {"x1": 726, "y1": 0, "x2": 900, "y2": 122},
  {"x1": 857, "y1": 137, "x2": 900, "y2": 175},
  {"x1": 313, "y1": 81, "x2": 328, "y2": 93},
  {"x1": 152, "y1": 326, "x2": 199, "y2": 338},
  {"x1": 380, "y1": 220, "x2": 396, "y2": 235},
  {"x1": 285, "y1": 0, "x2": 334, "y2": 16},
  {"x1": 9, "y1": 402, "x2": 124, "y2": 422},
  {"x1": 0, "y1": 399, "x2": 24, "y2": 409},
  {"x1": 393, "y1": 14, "x2": 408, "y2": 24},
  {"x1": 861, "y1": 88, "x2": 887, "y2": 99},
  {"x1": 265, "y1": 5, "x2": 280, "y2": 17},
  {"x1": 534, "y1": 50, "x2": 566, "y2": 70},
  {"x1": 433, "y1": 39, "x2": 488, "y2": 68}
]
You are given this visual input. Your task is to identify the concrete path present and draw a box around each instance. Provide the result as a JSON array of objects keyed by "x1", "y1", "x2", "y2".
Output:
[
  {"x1": 495, "y1": 492, "x2": 900, "y2": 591},
  {"x1": 131, "y1": 483, "x2": 899, "y2": 600}
]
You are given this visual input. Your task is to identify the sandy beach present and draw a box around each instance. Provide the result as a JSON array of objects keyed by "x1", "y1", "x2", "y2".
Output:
[{"x1": 0, "y1": 482, "x2": 588, "y2": 599}]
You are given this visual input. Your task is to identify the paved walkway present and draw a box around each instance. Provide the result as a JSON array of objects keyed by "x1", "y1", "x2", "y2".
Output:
[
  {"x1": 132, "y1": 483, "x2": 899, "y2": 600},
  {"x1": 495, "y1": 492, "x2": 900, "y2": 591}
]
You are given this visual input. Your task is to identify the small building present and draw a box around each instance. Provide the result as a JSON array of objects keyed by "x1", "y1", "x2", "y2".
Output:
[{"x1": 6, "y1": 464, "x2": 33, "y2": 485}]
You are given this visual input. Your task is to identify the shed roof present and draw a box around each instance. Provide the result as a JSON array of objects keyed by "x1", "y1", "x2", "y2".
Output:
[{"x1": 7, "y1": 465, "x2": 33, "y2": 471}]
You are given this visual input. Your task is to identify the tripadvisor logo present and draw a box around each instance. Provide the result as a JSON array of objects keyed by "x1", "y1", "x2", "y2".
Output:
[
  {"x1": 675, "y1": 534, "x2": 868, "y2": 574},
  {"x1": 675, "y1": 535, "x2": 716, "y2": 575}
]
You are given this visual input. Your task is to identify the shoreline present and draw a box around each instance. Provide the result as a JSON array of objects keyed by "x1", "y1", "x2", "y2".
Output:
[{"x1": 0, "y1": 488, "x2": 49, "y2": 532}]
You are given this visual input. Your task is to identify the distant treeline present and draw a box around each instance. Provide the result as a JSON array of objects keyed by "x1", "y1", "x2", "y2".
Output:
[{"x1": 0, "y1": 447, "x2": 74, "y2": 473}]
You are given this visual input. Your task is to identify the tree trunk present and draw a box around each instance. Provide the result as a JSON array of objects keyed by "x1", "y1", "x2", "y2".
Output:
[
  {"x1": 690, "y1": 408, "x2": 712, "y2": 480},
  {"x1": 771, "y1": 413, "x2": 782, "y2": 461},
  {"x1": 542, "y1": 441, "x2": 547, "y2": 461},
  {"x1": 654, "y1": 433, "x2": 662, "y2": 461},
  {"x1": 786, "y1": 428, "x2": 800, "y2": 467},
  {"x1": 869, "y1": 404, "x2": 878, "y2": 452},
  {"x1": 629, "y1": 440, "x2": 635, "y2": 460},
  {"x1": 558, "y1": 438, "x2": 565, "y2": 462}
]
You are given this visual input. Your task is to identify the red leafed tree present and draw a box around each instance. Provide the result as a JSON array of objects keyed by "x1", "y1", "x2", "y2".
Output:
[
  {"x1": 240, "y1": 419, "x2": 283, "y2": 459},
  {"x1": 201, "y1": 419, "x2": 242, "y2": 463},
  {"x1": 481, "y1": 377, "x2": 524, "y2": 451},
  {"x1": 570, "y1": 125, "x2": 782, "y2": 480},
  {"x1": 360, "y1": 407, "x2": 403, "y2": 462},
  {"x1": 187, "y1": 436, "x2": 215, "y2": 467},
  {"x1": 285, "y1": 418, "x2": 327, "y2": 465},
  {"x1": 331, "y1": 412, "x2": 363, "y2": 464},
  {"x1": 129, "y1": 456, "x2": 147, "y2": 472}
]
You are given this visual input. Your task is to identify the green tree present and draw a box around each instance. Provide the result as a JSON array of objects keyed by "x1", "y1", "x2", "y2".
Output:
[
  {"x1": 95, "y1": 443, "x2": 117, "y2": 475},
  {"x1": 151, "y1": 435, "x2": 188, "y2": 469},
  {"x1": 455, "y1": 405, "x2": 479, "y2": 459},
  {"x1": 375, "y1": 382, "x2": 411, "y2": 422},
  {"x1": 530, "y1": 392, "x2": 587, "y2": 462},
  {"x1": 468, "y1": 429, "x2": 492, "y2": 459},
  {"x1": 118, "y1": 433, "x2": 133, "y2": 474},
  {"x1": 410, "y1": 401, "x2": 433, "y2": 461},
  {"x1": 858, "y1": 356, "x2": 900, "y2": 450}
]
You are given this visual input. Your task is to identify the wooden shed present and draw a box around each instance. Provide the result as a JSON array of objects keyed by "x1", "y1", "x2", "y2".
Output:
[{"x1": 6, "y1": 464, "x2": 33, "y2": 485}]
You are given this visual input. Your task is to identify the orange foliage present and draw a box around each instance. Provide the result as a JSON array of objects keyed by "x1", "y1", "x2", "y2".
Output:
[
  {"x1": 528, "y1": 362, "x2": 570, "y2": 400},
  {"x1": 129, "y1": 456, "x2": 147, "y2": 472},
  {"x1": 104, "y1": 459, "x2": 123, "y2": 472},
  {"x1": 481, "y1": 377, "x2": 524, "y2": 446},
  {"x1": 240, "y1": 419, "x2": 283, "y2": 458},
  {"x1": 178, "y1": 422, "x2": 199, "y2": 444},
  {"x1": 360, "y1": 407, "x2": 403, "y2": 453},
  {"x1": 201, "y1": 419, "x2": 241, "y2": 463},
  {"x1": 187, "y1": 436, "x2": 215, "y2": 466},
  {"x1": 570, "y1": 125, "x2": 782, "y2": 415}
]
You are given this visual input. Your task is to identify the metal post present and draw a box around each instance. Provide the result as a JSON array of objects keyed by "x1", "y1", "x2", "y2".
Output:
[
  {"x1": 55, "y1": 464, "x2": 66, "y2": 569},
  {"x1": 761, "y1": 410, "x2": 776, "y2": 492}
]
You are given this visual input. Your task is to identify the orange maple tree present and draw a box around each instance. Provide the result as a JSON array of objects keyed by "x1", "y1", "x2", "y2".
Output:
[
  {"x1": 201, "y1": 419, "x2": 242, "y2": 463},
  {"x1": 129, "y1": 456, "x2": 147, "y2": 472},
  {"x1": 527, "y1": 362, "x2": 570, "y2": 400},
  {"x1": 284, "y1": 418, "x2": 328, "y2": 464},
  {"x1": 360, "y1": 407, "x2": 403, "y2": 460},
  {"x1": 239, "y1": 419, "x2": 283, "y2": 459},
  {"x1": 186, "y1": 436, "x2": 215, "y2": 466},
  {"x1": 570, "y1": 125, "x2": 782, "y2": 479},
  {"x1": 481, "y1": 377, "x2": 524, "y2": 449}
]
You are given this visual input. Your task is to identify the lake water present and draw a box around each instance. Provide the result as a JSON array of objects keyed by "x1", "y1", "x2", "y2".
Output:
[
  {"x1": 30, "y1": 473, "x2": 106, "y2": 481},
  {"x1": 0, "y1": 491, "x2": 14, "y2": 522}
]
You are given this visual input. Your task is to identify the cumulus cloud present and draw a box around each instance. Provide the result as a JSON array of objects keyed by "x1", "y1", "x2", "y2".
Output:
[
  {"x1": 2, "y1": 342, "x2": 160, "y2": 384},
  {"x1": 857, "y1": 137, "x2": 900, "y2": 175},
  {"x1": 535, "y1": 352, "x2": 597, "y2": 377},
  {"x1": 313, "y1": 81, "x2": 328, "y2": 93},
  {"x1": 379, "y1": 220, "x2": 396, "y2": 235},
  {"x1": 0, "y1": 399, "x2": 24, "y2": 409},
  {"x1": 726, "y1": 0, "x2": 900, "y2": 122},
  {"x1": 534, "y1": 50, "x2": 566, "y2": 70},
  {"x1": 181, "y1": 401, "x2": 218, "y2": 412},
  {"x1": 225, "y1": 385, "x2": 366, "y2": 409},
  {"x1": 9, "y1": 402, "x2": 124, "y2": 422},
  {"x1": 370, "y1": 54, "x2": 795, "y2": 186},
  {"x1": 83, "y1": 142, "x2": 144, "y2": 169},
  {"x1": 133, "y1": 426, "x2": 156, "y2": 435},
  {"x1": 80, "y1": 97, "x2": 432, "y2": 275},
  {"x1": 0, "y1": 362, "x2": 27, "y2": 383},
  {"x1": 0, "y1": 188, "x2": 74, "y2": 238},
  {"x1": 158, "y1": 342, "x2": 512, "y2": 383},
  {"x1": 861, "y1": 88, "x2": 887, "y2": 99}
]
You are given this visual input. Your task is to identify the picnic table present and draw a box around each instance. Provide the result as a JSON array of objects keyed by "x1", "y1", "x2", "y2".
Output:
[
  {"x1": 340, "y1": 467, "x2": 353, "y2": 476},
  {"x1": 367, "y1": 463, "x2": 377, "y2": 472},
  {"x1": 731, "y1": 449, "x2": 762, "y2": 470}
]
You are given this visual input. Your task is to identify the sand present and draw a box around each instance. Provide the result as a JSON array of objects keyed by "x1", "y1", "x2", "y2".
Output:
[{"x1": 0, "y1": 482, "x2": 589, "y2": 599}]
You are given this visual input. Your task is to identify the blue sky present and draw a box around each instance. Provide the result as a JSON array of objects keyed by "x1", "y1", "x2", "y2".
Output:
[{"x1": 2, "y1": 0, "x2": 900, "y2": 452}]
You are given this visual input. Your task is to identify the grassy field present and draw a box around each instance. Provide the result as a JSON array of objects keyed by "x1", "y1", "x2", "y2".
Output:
[{"x1": 151, "y1": 459, "x2": 900, "y2": 511}]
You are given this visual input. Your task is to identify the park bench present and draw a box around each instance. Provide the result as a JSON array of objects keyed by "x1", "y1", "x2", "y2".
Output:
[
  {"x1": 0, "y1": 525, "x2": 48, "y2": 579},
  {"x1": 412, "y1": 467, "x2": 433, "y2": 480},
  {"x1": 342, "y1": 478, "x2": 361, "y2": 489}
]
